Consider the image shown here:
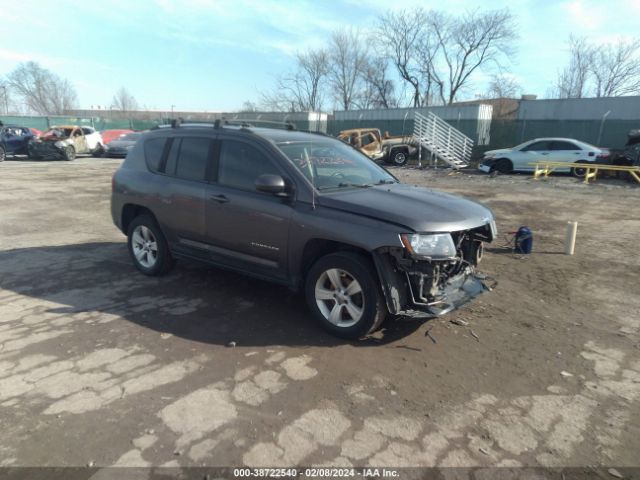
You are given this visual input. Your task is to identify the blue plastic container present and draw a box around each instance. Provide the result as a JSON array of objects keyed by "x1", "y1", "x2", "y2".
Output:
[{"x1": 515, "y1": 226, "x2": 533, "y2": 254}]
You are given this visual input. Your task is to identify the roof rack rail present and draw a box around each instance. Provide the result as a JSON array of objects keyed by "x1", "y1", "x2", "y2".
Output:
[
  {"x1": 222, "y1": 119, "x2": 297, "y2": 131},
  {"x1": 151, "y1": 118, "x2": 313, "y2": 133}
]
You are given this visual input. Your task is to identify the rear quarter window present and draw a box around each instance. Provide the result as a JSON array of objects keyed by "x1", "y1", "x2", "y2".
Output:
[{"x1": 144, "y1": 137, "x2": 167, "y2": 172}]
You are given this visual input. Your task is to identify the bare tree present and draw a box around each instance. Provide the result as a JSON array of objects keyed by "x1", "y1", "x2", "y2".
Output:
[
  {"x1": 327, "y1": 28, "x2": 369, "y2": 110},
  {"x1": 591, "y1": 38, "x2": 640, "y2": 97},
  {"x1": 358, "y1": 57, "x2": 398, "y2": 109},
  {"x1": 552, "y1": 36, "x2": 594, "y2": 99},
  {"x1": 7, "y1": 61, "x2": 78, "y2": 115},
  {"x1": 239, "y1": 100, "x2": 259, "y2": 112},
  {"x1": 376, "y1": 9, "x2": 427, "y2": 107},
  {"x1": 485, "y1": 73, "x2": 521, "y2": 98},
  {"x1": 112, "y1": 87, "x2": 138, "y2": 112},
  {"x1": 260, "y1": 49, "x2": 329, "y2": 111},
  {"x1": 378, "y1": 8, "x2": 516, "y2": 106},
  {"x1": 429, "y1": 9, "x2": 517, "y2": 105},
  {"x1": 416, "y1": 21, "x2": 445, "y2": 106}
]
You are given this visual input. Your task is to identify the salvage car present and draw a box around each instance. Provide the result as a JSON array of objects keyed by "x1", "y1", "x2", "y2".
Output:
[
  {"x1": 478, "y1": 137, "x2": 607, "y2": 177},
  {"x1": 104, "y1": 132, "x2": 142, "y2": 157},
  {"x1": 111, "y1": 122, "x2": 496, "y2": 339},
  {"x1": 0, "y1": 125, "x2": 34, "y2": 161},
  {"x1": 28, "y1": 125, "x2": 104, "y2": 160},
  {"x1": 338, "y1": 128, "x2": 417, "y2": 166},
  {"x1": 100, "y1": 129, "x2": 134, "y2": 145}
]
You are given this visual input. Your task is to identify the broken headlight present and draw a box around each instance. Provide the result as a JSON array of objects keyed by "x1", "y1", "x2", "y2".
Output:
[{"x1": 400, "y1": 233, "x2": 456, "y2": 259}]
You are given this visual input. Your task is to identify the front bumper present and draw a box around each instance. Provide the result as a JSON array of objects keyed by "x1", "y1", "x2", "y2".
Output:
[
  {"x1": 373, "y1": 224, "x2": 496, "y2": 318},
  {"x1": 478, "y1": 158, "x2": 495, "y2": 173},
  {"x1": 404, "y1": 267, "x2": 495, "y2": 317}
]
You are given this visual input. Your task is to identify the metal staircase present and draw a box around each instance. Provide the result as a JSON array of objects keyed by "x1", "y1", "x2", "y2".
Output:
[{"x1": 412, "y1": 112, "x2": 473, "y2": 169}]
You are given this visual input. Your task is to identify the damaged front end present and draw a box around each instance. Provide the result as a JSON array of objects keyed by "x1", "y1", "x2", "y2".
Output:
[
  {"x1": 374, "y1": 222, "x2": 497, "y2": 318},
  {"x1": 29, "y1": 139, "x2": 69, "y2": 160}
]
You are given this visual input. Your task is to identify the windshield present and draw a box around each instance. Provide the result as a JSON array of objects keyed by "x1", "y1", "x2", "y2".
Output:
[
  {"x1": 276, "y1": 139, "x2": 396, "y2": 191},
  {"x1": 44, "y1": 127, "x2": 73, "y2": 137}
]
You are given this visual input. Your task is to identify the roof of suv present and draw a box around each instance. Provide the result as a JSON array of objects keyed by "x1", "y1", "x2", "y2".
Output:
[{"x1": 150, "y1": 124, "x2": 329, "y2": 144}]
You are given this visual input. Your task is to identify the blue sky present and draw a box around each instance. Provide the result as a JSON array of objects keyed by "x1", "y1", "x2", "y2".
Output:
[{"x1": 1, "y1": 0, "x2": 638, "y2": 112}]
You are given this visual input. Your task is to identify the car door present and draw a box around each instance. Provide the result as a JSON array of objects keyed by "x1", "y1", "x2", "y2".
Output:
[
  {"x1": 550, "y1": 140, "x2": 583, "y2": 169},
  {"x1": 360, "y1": 131, "x2": 381, "y2": 157},
  {"x1": 204, "y1": 137, "x2": 293, "y2": 281},
  {"x1": 18, "y1": 127, "x2": 33, "y2": 154},
  {"x1": 3, "y1": 128, "x2": 21, "y2": 154},
  {"x1": 154, "y1": 135, "x2": 213, "y2": 253},
  {"x1": 82, "y1": 127, "x2": 99, "y2": 150},
  {"x1": 71, "y1": 127, "x2": 89, "y2": 153},
  {"x1": 516, "y1": 140, "x2": 552, "y2": 171}
]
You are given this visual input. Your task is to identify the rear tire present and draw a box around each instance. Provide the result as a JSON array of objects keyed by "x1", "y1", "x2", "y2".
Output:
[
  {"x1": 388, "y1": 148, "x2": 409, "y2": 166},
  {"x1": 305, "y1": 252, "x2": 387, "y2": 340},
  {"x1": 127, "y1": 214, "x2": 175, "y2": 276},
  {"x1": 0, "y1": 146, "x2": 5, "y2": 162},
  {"x1": 571, "y1": 160, "x2": 589, "y2": 178},
  {"x1": 493, "y1": 158, "x2": 513, "y2": 174},
  {"x1": 63, "y1": 146, "x2": 76, "y2": 161}
]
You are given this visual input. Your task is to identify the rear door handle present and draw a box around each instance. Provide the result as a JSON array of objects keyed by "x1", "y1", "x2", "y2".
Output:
[{"x1": 209, "y1": 194, "x2": 229, "y2": 204}]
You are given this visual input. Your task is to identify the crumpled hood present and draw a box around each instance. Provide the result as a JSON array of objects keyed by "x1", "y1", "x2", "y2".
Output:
[
  {"x1": 38, "y1": 136, "x2": 71, "y2": 147},
  {"x1": 317, "y1": 183, "x2": 494, "y2": 233}
]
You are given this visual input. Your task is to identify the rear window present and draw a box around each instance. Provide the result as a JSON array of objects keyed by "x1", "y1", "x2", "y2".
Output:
[{"x1": 144, "y1": 137, "x2": 167, "y2": 172}]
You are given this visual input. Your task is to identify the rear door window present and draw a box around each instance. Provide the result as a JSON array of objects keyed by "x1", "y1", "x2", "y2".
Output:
[
  {"x1": 174, "y1": 137, "x2": 212, "y2": 182},
  {"x1": 551, "y1": 141, "x2": 581, "y2": 150},
  {"x1": 522, "y1": 141, "x2": 551, "y2": 151}
]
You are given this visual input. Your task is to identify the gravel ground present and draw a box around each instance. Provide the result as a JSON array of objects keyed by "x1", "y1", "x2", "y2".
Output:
[{"x1": 0, "y1": 156, "x2": 638, "y2": 472}]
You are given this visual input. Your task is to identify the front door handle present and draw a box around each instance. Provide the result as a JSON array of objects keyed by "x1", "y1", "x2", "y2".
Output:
[{"x1": 209, "y1": 194, "x2": 229, "y2": 204}]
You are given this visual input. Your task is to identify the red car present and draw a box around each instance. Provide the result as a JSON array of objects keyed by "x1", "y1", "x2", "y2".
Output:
[{"x1": 100, "y1": 129, "x2": 134, "y2": 145}]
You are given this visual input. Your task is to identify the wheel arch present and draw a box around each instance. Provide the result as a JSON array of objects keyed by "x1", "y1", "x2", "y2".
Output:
[
  {"x1": 298, "y1": 239, "x2": 375, "y2": 288},
  {"x1": 121, "y1": 204, "x2": 157, "y2": 234}
]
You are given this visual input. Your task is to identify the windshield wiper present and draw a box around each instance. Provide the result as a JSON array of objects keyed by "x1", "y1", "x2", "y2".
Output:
[
  {"x1": 376, "y1": 179, "x2": 396, "y2": 185},
  {"x1": 337, "y1": 182, "x2": 372, "y2": 188}
]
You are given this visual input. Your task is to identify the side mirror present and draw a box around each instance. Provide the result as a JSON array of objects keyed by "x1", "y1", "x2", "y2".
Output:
[{"x1": 255, "y1": 174, "x2": 288, "y2": 195}]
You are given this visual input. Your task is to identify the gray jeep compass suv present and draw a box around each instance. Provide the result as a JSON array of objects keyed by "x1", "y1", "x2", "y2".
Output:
[{"x1": 111, "y1": 121, "x2": 497, "y2": 339}]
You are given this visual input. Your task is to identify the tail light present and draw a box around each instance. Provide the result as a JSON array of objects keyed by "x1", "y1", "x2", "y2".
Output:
[{"x1": 595, "y1": 148, "x2": 610, "y2": 162}]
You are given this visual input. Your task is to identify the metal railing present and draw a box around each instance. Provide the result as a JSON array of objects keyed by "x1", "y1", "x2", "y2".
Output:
[{"x1": 413, "y1": 112, "x2": 473, "y2": 169}]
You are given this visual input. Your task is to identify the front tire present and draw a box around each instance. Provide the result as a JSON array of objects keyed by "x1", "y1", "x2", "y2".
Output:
[
  {"x1": 63, "y1": 146, "x2": 76, "y2": 161},
  {"x1": 305, "y1": 252, "x2": 387, "y2": 340},
  {"x1": 0, "y1": 146, "x2": 5, "y2": 162},
  {"x1": 492, "y1": 158, "x2": 513, "y2": 174},
  {"x1": 127, "y1": 215, "x2": 174, "y2": 276}
]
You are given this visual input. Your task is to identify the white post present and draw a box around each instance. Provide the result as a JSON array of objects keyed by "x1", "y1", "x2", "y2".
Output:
[{"x1": 565, "y1": 221, "x2": 578, "y2": 255}]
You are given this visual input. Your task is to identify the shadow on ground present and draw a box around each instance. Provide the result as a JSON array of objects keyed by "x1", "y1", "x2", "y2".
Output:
[{"x1": 0, "y1": 242, "x2": 425, "y2": 348}]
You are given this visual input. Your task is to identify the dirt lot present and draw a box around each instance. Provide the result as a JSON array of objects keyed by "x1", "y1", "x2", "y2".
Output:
[{"x1": 0, "y1": 157, "x2": 639, "y2": 471}]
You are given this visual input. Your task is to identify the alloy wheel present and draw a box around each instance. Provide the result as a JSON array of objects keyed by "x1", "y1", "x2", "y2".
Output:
[
  {"x1": 314, "y1": 268, "x2": 364, "y2": 328},
  {"x1": 131, "y1": 225, "x2": 158, "y2": 268}
]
